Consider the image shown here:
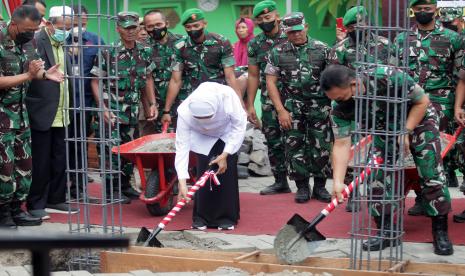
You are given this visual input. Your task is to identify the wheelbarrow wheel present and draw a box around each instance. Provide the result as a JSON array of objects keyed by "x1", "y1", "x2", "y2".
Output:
[{"x1": 145, "y1": 171, "x2": 175, "y2": 216}]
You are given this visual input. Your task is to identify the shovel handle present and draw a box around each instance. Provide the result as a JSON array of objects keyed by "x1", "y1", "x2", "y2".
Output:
[
  {"x1": 322, "y1": 156, "x2": 383, "y2": 216},
  {"x1": 157, "y1": 170, "x2": 219, "y2": 230},
  {"x1": 162, "y1": 122, "x2": 169, "y2": 134}
]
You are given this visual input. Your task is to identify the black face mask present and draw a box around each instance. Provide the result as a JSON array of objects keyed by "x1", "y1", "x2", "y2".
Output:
[
  {"x1": 414, "y1": 11, "x2": 435, "y2": 25},
  {"x1": 258, "y1": 20, "x2": 276, "y2": 33},
  {"x1": 150, "y1": 27, "x2": 167, "y2": 40},
  {"x1": 15, "y1": 31, "x2": 35, "y2": 45},
  {"x1": 187, "y1": 28, "x2": 204, "y2": 40},
  {"x1": 443, "y1": 22, "x2": 458, "y2": 32},
  {"x1": 348, "y1": 31, "x2": 357, "y2": 42}
]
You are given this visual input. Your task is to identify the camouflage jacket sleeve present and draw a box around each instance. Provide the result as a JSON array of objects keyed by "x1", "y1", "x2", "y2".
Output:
[
  {"x1": 451, "y1": 33, "x2": 465, "y2": 80},
  {"x1": 142, "y1": 46, "x2": 156, "y2": 74},
  {"x1": 264, "y1": 47, "x2": 280, "y2": 76},
  {"x1": 171, "y1": 39, "x2": 185, "y2": 72},
  {"x1": 247, "y1": 38, "x2": 257, "y2": 66},
  {"x1": 220, "y1": 37, "x2": 235, "y2": 68},
  {"x1": 405, "y1": 73, "x2": 425, "y2": 103},
  {"x1": 90, "y1": 48, "x2": 108, "y2": 77},
  {"x1": 328, "y1": 40, "x2": 345, "y2": 65},
  {"x1": 330, "y1": 101, "x2": 353, "y2": 139}
]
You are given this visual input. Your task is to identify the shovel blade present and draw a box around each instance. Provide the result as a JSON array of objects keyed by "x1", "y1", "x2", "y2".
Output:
[
  {"x1": 136, "y1": 227, "x2": 163, "y2": 247},
  {"x1": 274, "y1": 214, "x2": 326, "y2": 264}
]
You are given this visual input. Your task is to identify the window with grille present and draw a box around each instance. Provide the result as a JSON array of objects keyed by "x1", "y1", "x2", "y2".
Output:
[{"x1": 239, "y1": 5, "x2": 254, "y2": 19}]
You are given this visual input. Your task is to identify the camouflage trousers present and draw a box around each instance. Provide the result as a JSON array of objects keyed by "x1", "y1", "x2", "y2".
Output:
[
  {"x1": 95, "y1": 123, "x2": 135, "y2": 189},
  {"x1": 369, "y1": 112, "x2": 451, "y2": 217},
  {"x1": 0, "y1": 127, "x2": 32, "y2": 204},
  {"x1": 261, "y1": 97, "x2": 287, "y2": 177},
  {"x1": 430, "y1": 102, "x2": 465, "y2": 176},
  {"x1": 136, "y1": 99, "x2": 179, "y2": 138},
  {"x1": 284, "y1": 98, "x2": 333, "y2": 181}
]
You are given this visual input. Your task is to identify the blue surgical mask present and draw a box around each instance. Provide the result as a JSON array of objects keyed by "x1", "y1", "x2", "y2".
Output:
[{"x1": 51, "y1": 25, "x2": 70, "y2": 43}]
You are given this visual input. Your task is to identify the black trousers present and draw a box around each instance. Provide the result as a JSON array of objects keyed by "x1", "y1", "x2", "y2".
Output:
[
  {"x1": 193, "y1": 139, "x2": 240, "y2": 227},
  {"x1": 68, "y1": 112, "x2": 92, "y2": 192},
  {"x1": 27, "y1": 127, "x2": 67, "y2": 210}
]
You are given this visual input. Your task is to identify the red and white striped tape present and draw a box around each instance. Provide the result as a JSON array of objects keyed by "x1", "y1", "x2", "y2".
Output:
[
  {"x1": 158, "y1": 170, "x2": 219, "y2": 229},
  {"x1": 321, "y1": 156, "x2": 383, "y2": 216}
]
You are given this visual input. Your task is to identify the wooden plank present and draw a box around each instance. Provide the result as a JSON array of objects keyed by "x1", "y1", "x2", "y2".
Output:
[
  {"x1": 101, "y1": 251, "x2": 428, "y2": 276},
  {"x1": 126, "y1": 247, "x2": 465, "y2": 274}
]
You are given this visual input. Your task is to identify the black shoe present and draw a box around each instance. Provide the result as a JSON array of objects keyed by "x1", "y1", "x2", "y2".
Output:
[
  {"x1": 345, "y1": 196, "x2": 360, "y2": 212},
  {"x1": 362, "y1": 216, "x2": 400, "y2": 251},
  {"x1": 192, "y1": 221, "x2": 207, "y2": 230},
  {"x1": 0, "y1": 204, "x2": 17, "y2": 229},
  {"x1": 295, "y1": 179, "x2": 311, "y2": 203},
  {"x1": 408, "y1": 199, "x2": 425, "y2": 216},
  {"x1": 447, "y1": 170, "x2": 458, "y2": 188},
  {"x1": 260, "y1": 174, "x2": 291, "y2": 195},
  {"x1": 106, "y1": 192, "x2": 131, "y2": 204},
  {"x1": 122, "y1": 186, "x2": 140, "y2": 199},
  {"x1": 459, "y1": 181, "x2": 465, "y2": 193},
  {"x1": 88, "y1": 176, "x2": 95, "y2": 183},
  {"x1": 453, "y1": 210, "x2": 465, "y2": 223},
  {"x1": 432, "y1": 215, "x2": 454, "y2": 255},
  {"x1": 10, "y1": 201, "x2": 42, "y2": 226},
  {"x1": 312, "y1": 178, "x2": 331, "y2": 203}
]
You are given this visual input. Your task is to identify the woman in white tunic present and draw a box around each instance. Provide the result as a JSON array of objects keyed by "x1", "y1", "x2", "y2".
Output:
[{"x1": 175, "y1": 82, "x2": 247, "y2": 230}]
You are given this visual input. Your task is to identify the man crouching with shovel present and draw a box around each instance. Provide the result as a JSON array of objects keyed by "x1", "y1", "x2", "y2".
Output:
[{"x1": 321, "y1": 65, "x2": 453, "y2": 255}]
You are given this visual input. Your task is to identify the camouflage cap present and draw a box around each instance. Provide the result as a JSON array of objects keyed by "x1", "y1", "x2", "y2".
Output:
[
  {"x1": 439, "y1": 7, "x2": 463, "y2": 22},
  {"x1": 282, "y1": 12, "x2": 306, "y2": 32},
  {"x1": 117, "y1": 11, "x2": 139, "y2": 28},
  {"x1": 181, "y1": 8, "x2": 205, "y2": 25},
  {"x1": 343, "y1": 6, "x2": 368, "y2": 26},
  {"x1": 409, "y1": 0, "x2": 437, "y2": 7},
  {"x1": 253, "y1": 0, "x2": 277, "y2": 18}
]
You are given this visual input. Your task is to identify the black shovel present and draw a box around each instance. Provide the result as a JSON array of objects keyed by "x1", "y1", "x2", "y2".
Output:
[
  {"x1": 274, "y1": 156, "x2": 383, "y2": 264},
  {"x1": 136, "y1": 167, "x2": 220, "y2": 247}
]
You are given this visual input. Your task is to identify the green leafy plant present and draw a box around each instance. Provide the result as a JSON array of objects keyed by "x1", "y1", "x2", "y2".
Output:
[{"x1": 309, "y1": 0, "x2": 380, "y2": 27}]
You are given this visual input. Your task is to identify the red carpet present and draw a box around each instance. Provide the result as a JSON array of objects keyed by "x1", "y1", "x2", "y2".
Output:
[{"x1": 49, "y1": 184, "x2": 465, "y2": 245}]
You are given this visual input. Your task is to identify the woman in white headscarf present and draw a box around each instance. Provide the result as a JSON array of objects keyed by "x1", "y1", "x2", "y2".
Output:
[{"x1": 175, "y1": 82, "x2": 247, "y2": 230}]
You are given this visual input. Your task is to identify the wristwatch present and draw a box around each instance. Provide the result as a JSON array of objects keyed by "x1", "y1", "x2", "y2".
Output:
[
  {"x1": 162, "y1": 110, "x2": 170, "y2": 115},
  {"x1": 406, "y1": 128, "x2": 414, "y2": 135},
  {"x1": 42, "y1": 71, "x2": 47, "y2": 80}
]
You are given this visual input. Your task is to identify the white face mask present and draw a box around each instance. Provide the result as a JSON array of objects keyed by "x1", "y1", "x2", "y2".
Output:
[{"x1": 71, "y1": 26, "x2": 86, "y2": 37}]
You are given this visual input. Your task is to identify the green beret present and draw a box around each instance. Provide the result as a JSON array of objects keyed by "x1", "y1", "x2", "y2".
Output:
[
  {"x1": 410, "y1": 0, "x2": 437, "y2": 7},
  {"x1": 253, "y1": 0, "x2": 277, "y2": 18},
  {"x1": 439, "y1": 7, "x2": 463, "y2": 22},
  {"x1": 117, "y1": 11, "x2": 139, "y2": 28},
  {"x1": 343, "y1": 6, "x2": 368, "y2": 26},
  {"x1": 282, "y1": 12, "x2": 306, "y2": 32},
  {"x1": 181, "y1": 8, "x2": 205, "y2": 25}
]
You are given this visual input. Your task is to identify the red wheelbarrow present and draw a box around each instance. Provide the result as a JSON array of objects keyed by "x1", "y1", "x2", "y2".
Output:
[{"x1": 112, "y1": 124, "x2": 196, "y2": 216}]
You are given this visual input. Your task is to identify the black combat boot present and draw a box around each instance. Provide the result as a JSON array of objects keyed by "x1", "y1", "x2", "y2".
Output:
[
  {"x1": 447, "y1": 169, "x2": 458, "y2": 188},
  {"x1": 453, "y1": 210, "x2": 465, "y2": 223},
  {"x1": 432, "y1": 215, "x2": 454, "y2": 255},
  {"x1": 10, "y1": 201, "x2": 42, "y2": 226},
  {"x1": 260, "y1": 173, "x2": 291, "y2": 195},
  {"x1": 295, "y1": 178, "x2": 311, "y2": 203},
  {"x1": 362, "y1": 216, "x2": 400, "y2": 251},
  {"x1": 408, "y1": 191, "x2": 425, "y2": 216},
  {"x1": 311, "y1": 177, "x2": 331, "y2": 203},
  {"x1": 121, "y1": 174, "x2": 140, "y2": 199},
  {"x1": 459, "y1": 179, "x2": 465, "y2": 193},
  {"x1": 0, "y1": 204, "x2": 17, "y2": 229}
]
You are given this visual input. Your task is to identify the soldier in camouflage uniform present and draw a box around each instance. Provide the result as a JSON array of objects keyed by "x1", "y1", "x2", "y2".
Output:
[
  {"x1": 161, "y1": 8, "x2": 240, "y2": 126},
  {"x1": 393, "y1": 0, "x2": 465, "y2": 216},
  {"x1": 329, "y1": 6, "x2": 391, "y2": 212},
  {"x1": 139, "y1": 10, "x2": 183, "y2": 136},
  {"x1": 0, "y1": 5, "x2": 64, "y2": 227},
  {"x1": 246, "y1": 1, "x2": 290, "y2": 196},
  {"x1": 322, "y1": 64, "x2": 453, "y2": 255},
  {"x1": 438, "y1": 7, "x2": 465, "y2": 193},
  {"x1": 265, "y1": 12, "x2": 332, "y2": 204},
  {"x1": 91, "y1": 12, "x2": 157, "y2": 204}
]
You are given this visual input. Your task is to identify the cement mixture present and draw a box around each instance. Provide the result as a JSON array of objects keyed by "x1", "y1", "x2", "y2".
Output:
[
  {"x1": 130, "y1": 138, "x2": 176, "y2": 153},
  {"x1": 151, "y1": 267, "x2": 332, "y2": 275}
]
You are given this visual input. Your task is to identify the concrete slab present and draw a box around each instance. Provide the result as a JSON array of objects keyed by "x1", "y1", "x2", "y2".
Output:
[
  {"x1": 51, "y1": 272, "x2": 72, "y2": 276},
  {"x1": 129, "y1": 270, "x2": 156, "y2": 276},
  {"x1": 4, "y1": 266, "x2": 30, "y2": 276},
  {"x1": 70, "y1": 271, "x2": 94, "y2": 276}
]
